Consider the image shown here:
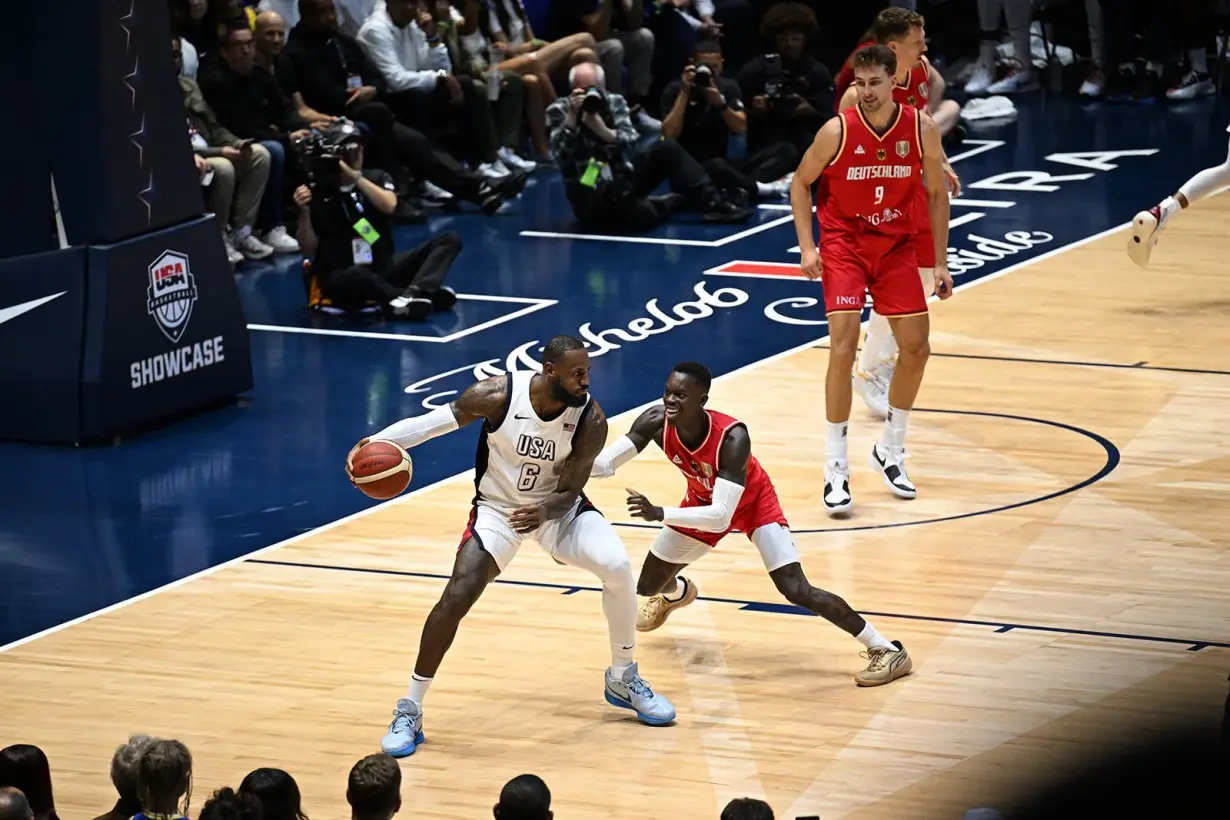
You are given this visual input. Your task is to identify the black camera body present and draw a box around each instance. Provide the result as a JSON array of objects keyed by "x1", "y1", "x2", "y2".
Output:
[
  {"x1": 581, "y1": 84, "x2": 607, "y2": 115},
  {"x1": 295, "y1": 130, "x2": 344, "y2": 197},
  {"x1": 693, "y1": 64, "x2": 713, "y2": 90}
]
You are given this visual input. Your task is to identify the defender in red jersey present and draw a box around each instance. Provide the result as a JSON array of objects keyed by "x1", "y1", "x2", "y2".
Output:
[
  {"x1": 834, "y1": 8, "x2": 962, "y2": 422},
  {"x1": 790, "y1": 44, "x2": 951, "y2": 517},
  {"x1": 590, "y1": 363, "x2": 913, "y2": 688}
]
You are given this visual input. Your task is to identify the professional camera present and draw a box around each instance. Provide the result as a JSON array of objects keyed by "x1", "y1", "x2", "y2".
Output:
[
  {"x1": 581, "y1": 85, "x2": 607, "y2": 114},
  {"x1": 693, "y1": 64, "x2": 713, "y2": 90},
  {"x1": 294, "y1": 119, "x2": 361, "y2": 196}
]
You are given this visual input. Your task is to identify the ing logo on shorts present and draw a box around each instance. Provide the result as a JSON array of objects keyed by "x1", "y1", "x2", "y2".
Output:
[{"x1": 146, "y1": 250, "x2": 199, "y2": 344}]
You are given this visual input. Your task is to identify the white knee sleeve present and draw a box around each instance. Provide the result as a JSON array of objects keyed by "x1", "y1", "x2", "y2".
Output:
[{"x1": 1178, "y1": 133, "x2": 1230, "y2": 204}]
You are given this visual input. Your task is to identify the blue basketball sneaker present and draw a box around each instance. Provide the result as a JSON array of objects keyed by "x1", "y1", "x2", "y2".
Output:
[
  {"x1": 604, "y1": 663, "x2": 676, "y2": 726},
  {"x1": 380, "y1": 698, "x2": 425, "y2": 757}
]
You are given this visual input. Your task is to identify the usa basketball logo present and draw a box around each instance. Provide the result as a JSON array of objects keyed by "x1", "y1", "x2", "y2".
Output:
[{"x1": 146, "y1": 250, "x2": 198, "y2": 344}]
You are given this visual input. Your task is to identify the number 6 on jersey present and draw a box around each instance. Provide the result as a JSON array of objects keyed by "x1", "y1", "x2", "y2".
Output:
[{"x1": 517, "y1": 462, "x2": 541, "y2": 491}]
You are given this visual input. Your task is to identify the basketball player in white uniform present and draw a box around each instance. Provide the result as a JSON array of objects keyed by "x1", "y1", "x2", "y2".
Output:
[
  {"x1": 348, "y1": 335, "x2": 676, "y2": 758},
  {"x1": 1129, "y1": 125, "x2": 1230, "y2": 267}
]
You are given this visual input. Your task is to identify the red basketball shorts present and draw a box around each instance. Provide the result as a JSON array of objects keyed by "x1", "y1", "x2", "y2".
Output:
[
  {"x1": 667, "y1": 479, "x2": 789, "y2": 548},
  {"x1": 820, "y1": 228, "x2": 928, "y2": 316}
]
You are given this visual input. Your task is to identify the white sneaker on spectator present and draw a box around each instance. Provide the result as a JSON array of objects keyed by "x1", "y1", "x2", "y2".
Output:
[
  {"x1": 419, "y1": 180, "x2": 454, "y2": 203},
  {"x1": 762, "y1": 175, "x2": 793, "y2": 199},
  {"x1": 260, "y1": 226, "x2": 300, "y2": 254},
  {"x1": 1166, "y1": 71, "x2": 1214, "y2": 100},
  {"x1": 222, "y1": 233, "x2": 246, "y2": 265},
  {"x1": 497, "y1": 146, "x2": 537, "y2": 173},
  {"x1": 476, "y1": 161, "x2": 510, "y2": 180},
  {"x1": 1078, "y1": 66, "x2": 1105, "y2": 98},
  {"x1": 234, "y1": 229, "x2": 274, "y2": 261},
  {"x1": 986, "y1": 67, "x2": 1037, "y2": 95},
  {"x1": 964, "y1": 62, "x2": 994, "y2": 95},
  {"x1": 633, "y1": 108, "x2": 662, "y2": 134}
]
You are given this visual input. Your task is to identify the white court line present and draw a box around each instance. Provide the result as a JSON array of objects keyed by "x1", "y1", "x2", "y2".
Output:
[
  {"x1": 246, "y1": 294, "x2": 557, "y2": 344},
  {"x1": 945, "y1": 139, "x2": 1006, "y2": 163},
  {"x1": 0, "y1": 217, "x2": 1132, "y2": 655}
]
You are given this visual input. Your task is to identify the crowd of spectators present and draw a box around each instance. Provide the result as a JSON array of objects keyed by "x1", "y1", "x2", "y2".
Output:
[{"x1": 170, "y1": 0, "x2": 1230, "y2": 310}]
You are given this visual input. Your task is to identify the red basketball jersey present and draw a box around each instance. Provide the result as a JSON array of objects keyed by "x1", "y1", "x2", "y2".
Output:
[
  {"x1": 834, "y1": 45, "x2": 932, "y2": 113},
  {"x1": 662, "y1": 409, "x2": 768, "y2": 504},
  {"x1": 819, "y1": 103, "x2": 923, "y2": 236}
]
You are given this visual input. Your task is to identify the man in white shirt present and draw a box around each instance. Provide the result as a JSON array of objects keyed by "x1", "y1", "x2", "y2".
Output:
[
  {"x1": 259, "y1": 0, "x2": 376, "y2": 37},
  {"x1": 358, "y1": 0, "x2": 508, "y2": 177}
]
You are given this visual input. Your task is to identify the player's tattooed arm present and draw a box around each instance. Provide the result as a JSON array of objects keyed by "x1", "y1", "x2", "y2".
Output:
[
  {"x1": 589, "y1": 404, "x2": 662, "y2": 478},
  {"x1": 357, "y1": 376, "x2": 507, "y2": 457},
  {"x1": 511, "y1": 400, "x2": 609, "y2": 532}
]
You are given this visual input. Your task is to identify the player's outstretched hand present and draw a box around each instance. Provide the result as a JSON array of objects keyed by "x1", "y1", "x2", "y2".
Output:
[
  {"x1": 344, "y1": 437, "x2": 370, "y2": 484},
  {"x1": 626, "y1": 489, "x2": 664, "y2": 522},
  {"x1": 510, "y1": 505, "x2": 546, "y2": 533},
  {"x1": 800, "y1": 247, "x2": 823, "y2": 281},
  {"x1": 943, "y1": 161, "x2": 961, "y2": 197},
  {"x1": 934, "y1": 264, "x2": 954, "y2": 300}
]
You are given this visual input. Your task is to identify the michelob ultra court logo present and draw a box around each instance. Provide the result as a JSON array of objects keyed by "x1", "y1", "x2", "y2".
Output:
[{"x1": 147, "y1": 250, "x2": 199, "y2": 344}]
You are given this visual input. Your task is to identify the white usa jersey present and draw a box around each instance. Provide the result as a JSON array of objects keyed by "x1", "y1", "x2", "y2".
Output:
[{"x1": 475, "y1": 372, "x2": 592, "y2": 513}]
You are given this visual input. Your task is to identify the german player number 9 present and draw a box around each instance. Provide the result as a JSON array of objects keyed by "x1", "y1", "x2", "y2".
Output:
[
  {"x1": 517, "y1": 462, "x2": 541, "y2": 491},
  {"x1": 874, "y1": 185, "x2": 884, "y2": 205}
]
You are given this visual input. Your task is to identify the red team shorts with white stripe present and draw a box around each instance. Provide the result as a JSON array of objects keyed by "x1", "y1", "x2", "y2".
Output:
[
  {"x1": 819, "y1": 226, "x2": 929, "y2": 317},
  {"x1": 667, "y1": 478, "x2": 789, "y2": 548}
]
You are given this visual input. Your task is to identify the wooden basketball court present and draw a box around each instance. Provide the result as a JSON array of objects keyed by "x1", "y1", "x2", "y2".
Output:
[{"x1": 2, "y1": 201, "x2": 1228, "y2": 818}]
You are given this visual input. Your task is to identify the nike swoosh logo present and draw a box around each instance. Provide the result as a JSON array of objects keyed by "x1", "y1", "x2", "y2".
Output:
[
  {"x1": 514, "y1": 414, "x2": 530, "y2": 420},
  {"x1": 0, "y1": 292, "x2": 67, "y2": 327}
]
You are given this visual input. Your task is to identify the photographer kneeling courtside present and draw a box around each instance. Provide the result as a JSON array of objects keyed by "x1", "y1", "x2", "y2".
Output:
[
  {"x1": 546, "y1": 62, "x2": 752, "y2": 231},
  {"x1": 295, "y1": 121, "x2": 460, "y2": 320}
]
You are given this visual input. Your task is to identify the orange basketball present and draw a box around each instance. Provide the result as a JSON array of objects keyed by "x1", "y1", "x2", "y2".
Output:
[{"x1": 349, "y1": 440, "x2": 412, "y2": 500}]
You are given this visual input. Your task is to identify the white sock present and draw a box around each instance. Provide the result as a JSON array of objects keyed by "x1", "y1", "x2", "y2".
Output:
[
  {"x1": 662, "y1": 577, "x2": 687, "y2": 602},
  {"x1": 878, "y1": 406, "x2": 910, "y2": 453},
  {"x1": 407, "y1": 674, "x2": 432, "y2": 707},
  {"x1": 610, "y1": 643, "x2": 635, "y2": 676},
  {"x1": 1158, "y1": 195, "x2": 1181, "y2": 226},
  {"x1": 856, "y1": 621, "x2": 896, "y2": 652},
  {"x1": 857, "y1": 312, "x2": 893, "y2": 375},
  {"x1": 826, "y1": 421, "x2": 849, "y2": 468}
]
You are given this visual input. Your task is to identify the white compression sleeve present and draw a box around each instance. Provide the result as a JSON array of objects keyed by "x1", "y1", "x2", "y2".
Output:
[
  {"x1": 590, "y1": 435, "x2": 639, "y2": 478},
  {"x1": 660, "y1": 478, "x2": 745, "y2": 533},
  {"x1": 371, "y1": 405, "x2": 459, "y2": 449}
]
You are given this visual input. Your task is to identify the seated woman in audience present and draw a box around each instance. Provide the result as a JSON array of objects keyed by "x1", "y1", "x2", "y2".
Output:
[
  {"x1": 92, "y1": 735, "x2": 154, "y2": 820},
  {"x1": 0, "y1": 745, "x2": 59, "y2": 820},
  {"x1": 238, "y1": 768, "x2": 308, "y2": 820},
  {"x1": 456, "y1": 0, "x2": 597, "y2": 158},
  {"x1": 133, "y1": 740, "x2": 194, "y2": 820}
]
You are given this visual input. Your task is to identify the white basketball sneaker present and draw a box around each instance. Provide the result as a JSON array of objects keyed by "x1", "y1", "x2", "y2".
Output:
[
  {"x1": 604, "y1": 663, "x2": 676, "y2": 725},
  {"x1": 823, "y1": 462, "x2": 852, "y2": 515},
  {"x1": 870, "y1": 443, "x2": 916, "y2": 499},
  {"x1": 380, "y1": 698, "x2": 425, "y2": 757},
  {"x1": 1127, "y1": 205, "x2": 1163, "y2": 268}
]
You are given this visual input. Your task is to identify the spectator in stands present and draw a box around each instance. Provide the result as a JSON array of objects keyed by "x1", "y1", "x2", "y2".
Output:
[
  {"x1": 1100, "y1": 2, "x2": 1176, "y2": 102},
  {"x1": 645, "y1": 0, "x2": 757, "y2": 110},
  {"x1": 294, "y1": 121, "x2": 462, "y2": 318},
  {"x1": 170, "y1": 0, "x2": 206, "y2": 77},
  {"x1": 546, "y1": 61, "x2": 752, "y2": 229},
  {"x1": 357, "y1": 0, "x2": 511, "y2": 179},
  {"x1": 431, "y1": 0, "x2": 535, "y2": 175},
  {"x1": 964, "y1": 0, "x2": 1033, "y2": 95},
  {"x1": 238, "y1": 769, "x2": 307, "y2": 820},
  {"x1": 1164, "y1": 2, "x2": 1214, "y2": 101},
  {"x1": 287, "y1": 0, "x2": 525, "y2": 211},
  {"x1": 199, "y1": 22, "x2": 304, "y2": 253},
  {"x1": 0, "y1": 748, "x2": 56, "y2": 820},
  {"x1": 259, "y1": 0, "x2": 374, "y2": 36},
  {"x1": 200, "y1": 0, "x2": 258, "y2": 56},
  {"x1": 132, "y1": 740, "x2": 193, "y2": 820},
  {"x1": 0, "y1": 789, "x2": 33, "y2": 820},
  {"x1": 492, "y1": 775, "x2": 552, "y2": 820},
  {"x1": 833, "y1": 8, "x2": 964, "y2": 146},
  {"x1": 198, "y1": 789, "x2": 262, "y2": 820},
  {"x1": 721, "y1": 797, "x2": 774, "y2": 820},
  {"x1": 737, "y1": 3, "x2": 833, "y2": 158},
  {"x1": 546, "y1": 0, "x2": 661, "y2": 132},
  {"x1": 346, "y1": 754, "x2": 401, "y2": 820},
  {"x1": 253, "y1": 10, "x2": 335, "y2": 126},
  {"x1": 91, "y1": 735, "x2": 154, "y2": 820},
  {"x1": 661, "y1": 40, "x2": 795, "y2": 204},
  {"x1": 177, "y1": 36, "x2": 275, "y2": 263}
]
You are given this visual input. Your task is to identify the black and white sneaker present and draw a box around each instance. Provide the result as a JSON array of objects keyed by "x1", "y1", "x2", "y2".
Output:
[
  {"x1": 870, "y1": 443, "x2": 916, "y2": 499},
  {"x1": 823, "y1": 463, "x2": 852, "y2": 515},
  {"x1": 388, "y1": 290, "x2": 432, "y2": 320}
]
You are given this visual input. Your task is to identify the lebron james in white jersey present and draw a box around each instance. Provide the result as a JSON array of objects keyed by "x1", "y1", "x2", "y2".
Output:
[{"x1": 347, "y1": 335, "x2": 676, "y2": 758}]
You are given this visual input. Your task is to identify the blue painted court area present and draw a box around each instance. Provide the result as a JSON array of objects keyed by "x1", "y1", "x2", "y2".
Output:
[{"x1": 1, "y1": 97, "x2": 1227, "y2": 649}]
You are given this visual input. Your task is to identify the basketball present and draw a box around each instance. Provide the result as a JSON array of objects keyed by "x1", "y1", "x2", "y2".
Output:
[{"x1": 349, "y1": 440, "x2": 413, "y2": 500}]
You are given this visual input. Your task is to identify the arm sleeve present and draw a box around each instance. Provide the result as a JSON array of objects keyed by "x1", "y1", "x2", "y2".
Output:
[
  {"x1": 371, "y1": 405, "x2": 459, "y2": 449},
  {"x1": 659, "y1": 478, "x2": 744, "y2": 532},
  {"x1": 590, "y1": 435, "x2": 639, "y2": 478}
]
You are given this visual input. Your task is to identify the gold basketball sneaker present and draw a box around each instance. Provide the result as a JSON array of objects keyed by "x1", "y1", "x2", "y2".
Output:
[
  {"x1": 637, "y1": 577, "x2": 700, "y2": 632},
  {"x1": 855, "y1": 640, "x2": 913, "y2": 686},
  {"x1": 1127, "y1": 206, "x2": 1164, "y2": 268}
]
